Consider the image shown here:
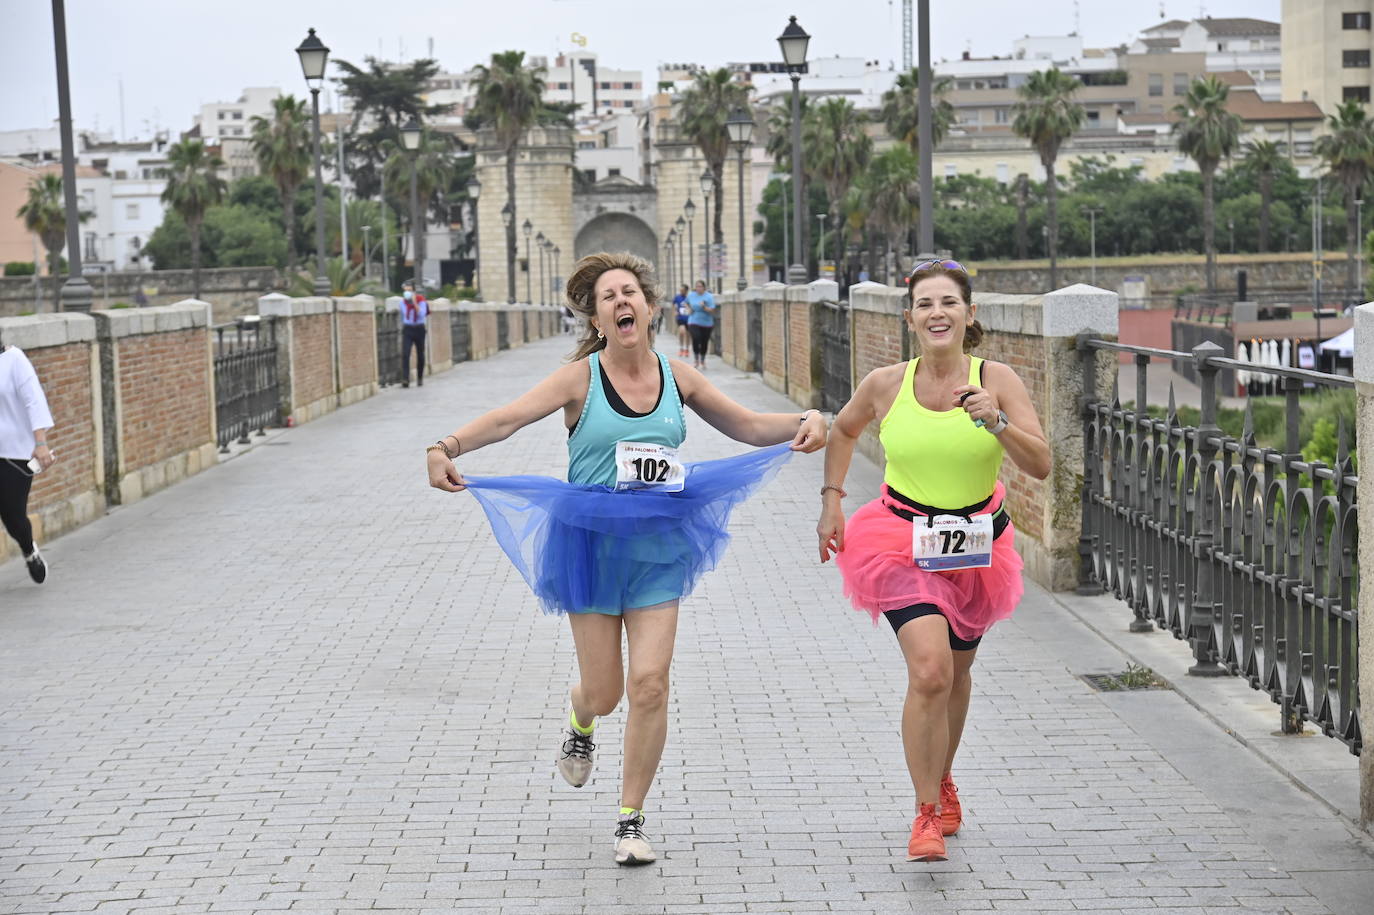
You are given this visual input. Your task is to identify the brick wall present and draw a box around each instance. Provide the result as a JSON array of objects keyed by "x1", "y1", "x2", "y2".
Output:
[
  {"x1": 467, "y1": 308, "x2": 499, "y2": 360},
  {"x1": 788, "y1": 298, "x2": 816, "y2": 407},
  {"x1": 428, "y1": 300, "x2": 454, "y2": 370},
  {"x1": 337, "y1": 311, "x2": 377, "y2": 394},
  {"x1": 762, "y1": 292, "x2": 785, "y2": 391},
  {"x1": 973, "y1": 328, "x2": 1048, "y2": 555}
]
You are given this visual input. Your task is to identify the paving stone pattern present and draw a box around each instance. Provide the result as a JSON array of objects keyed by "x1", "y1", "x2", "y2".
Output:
[{"x1": 2, "y1": 334, "x2": 1370, "y2": 913}]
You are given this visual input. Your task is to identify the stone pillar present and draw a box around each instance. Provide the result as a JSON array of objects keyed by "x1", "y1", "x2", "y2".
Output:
[
  {"x1": 715, "y1": 289, "x2": 741, "y2": 366},
  {"x1": 333, "y1": 295, "x2": 378, "y2": 406},
  {"x1": 258, "y1": 293, "x2": 337, "y2": 425},
  {"x1": 655, "y1": 137, "x2": 751, "y2": 293},
  {"x1": 428, "y1": 298, "x2": 454, "y2": 372},
  {"x1": 0, "y1": 313, "x2": 102, "y2": 563},
  {"x1": 760, "y1": 281, "x2": 787, "y2": 392},
  {"x1": 973, "y1": 285, "x2": 1119, "y2": 590},
  {"x1": 1354, "y1": 301, "x2": 1374, "y2": 830},
  {"x1": 786, "y1": 279, "x2": 837, "y2": 409},
  {"x1": 475, "y1": 127, "x2": 574, "y2": 304}
]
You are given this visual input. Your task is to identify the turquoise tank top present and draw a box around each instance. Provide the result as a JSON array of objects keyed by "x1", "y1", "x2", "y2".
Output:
[{"x1": 567, "y1": 351, "x2": 687, "y2": 486}]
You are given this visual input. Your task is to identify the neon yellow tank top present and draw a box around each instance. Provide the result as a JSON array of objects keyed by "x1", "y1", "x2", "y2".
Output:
[{"x1": 878, "y1": 356, "x2": 1005, "y2": 508}]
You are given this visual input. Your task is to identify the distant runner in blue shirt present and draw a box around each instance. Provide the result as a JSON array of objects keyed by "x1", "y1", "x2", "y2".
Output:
[{"x1": 685, "y1": 281, "x2": 715, "y2": 370}]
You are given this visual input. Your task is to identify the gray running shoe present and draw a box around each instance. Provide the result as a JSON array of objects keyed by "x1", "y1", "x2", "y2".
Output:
[
  {"x1": 614, "y1": 812, "x2": 656, "y2": 866},
  {"x1": 556, "y1": 713, "x2": 595, "y2": 788}
]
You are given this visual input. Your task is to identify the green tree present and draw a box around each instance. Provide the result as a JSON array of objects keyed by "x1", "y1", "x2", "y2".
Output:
[
  {"x1": 804, "y1": 98, "x2": 873, "y2": 278},
  {"x1": 16, "y1": 173, "x2": 90, "y2": 310},
  {"x1": 1239, "y1": 139, "x2": 1284, "y2": 252},
  {"x1": 1012, "y1": 68, "x2": 1085, "y2": 288},
  {"x1": 143, "y1": 205, "x2": 287, "y2": 270},
  {"x1": 379, "y1": 130, "x2": 455, "y2": 275},
  {"x1": 250, "y1": 95, "x2": 310, "y2": 273},
  {"x1": 471, "y1": 50, "x2": 546, "y2": 303},
  {"x1": 1315, "y1": 99, "x2": 1374, "y2": 301},
  {"x1": 679, "y1": 68, "x2": 752, "y2": 259},
  {"x1": 287, "y1": 256, "x2": 381, "y2": 297},
  {"x1": 161, "y1": 139, "x2": 227, "y2": 297},
  {"x1": 858, "y1": 146, "x2": 920, "y2": 282},
  {"x1": 1172, "y1": 75, "x2": 1242, "y2": 294},
  {"x1": 334, "y1": 56, "x2": 446, "y2": 200},
  {"x1": 879, "y1": 68, "x2": 954, "y2": 153},
  {"x1": 765, "y1": 94, "x2": 812, "y2": 269}
]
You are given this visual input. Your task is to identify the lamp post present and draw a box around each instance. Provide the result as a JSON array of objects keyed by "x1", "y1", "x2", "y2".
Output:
[
  {"x1": 684, "y1": 198, "x2": 696, "y2": 285},
  {"x1": 361, "y1": 225, "x2": 371, "y2": 278},
  {"x1": 666, "y1": 229, "x2": 676, "y2": 293},
  {"x1": 727, "y1": 107, "x2": 754, "y2": 290},
  {"x1": 535, "y1": 231, "x2": 546, "y2": 306},
  {"x1": 773, "y1": 172, "x2": 790, "y2": 282},
  {"x1": 552, "y1": 245, "x2": 561, "y2": 303},
  {"x1": 465, "y1": 177, "x2": 481, "y2": 294},
  {"x1": 401, "y1": 117, "x2": 422, "y2": 287},
  {"x1": 296, "y1": 27, "x2": 331, "y2": 296},
  {"x1": 522, "y1": 218, "x2": 533, "y2": 303},
  {"x1": 700, "y1": 168, "x2": 716, "y2": 291},
  {"x1": 50, "y1": 0, "x2": 91, "y2": 311},
  {"x1": 379, "y1": 167, "x2": 391, "y2": 291},
  {"x1": 675, "y1": 215, "x2": 686, "y2": 287},
  {"x1": 1357, "y1": 192, "x2": 1364, "y2": 306},
  {"x1": 816, "y1": 213, "x2": 828, "y2": 280},
  {"x1": 501, "y1": 202, "x2": 514, "y2": 303},
  {"x1": 1082, "y1": 204, "x2": 1102, "y2": 285},
  {"x1": 777, "y1": 15, "x2": 810, "y2": 286},
  {"x1": 1228, "y1": 218, "x2": 1235, "y2": 255}
]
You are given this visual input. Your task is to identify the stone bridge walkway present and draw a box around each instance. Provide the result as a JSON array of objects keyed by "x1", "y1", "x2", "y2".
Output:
[{"x1": 2, "y1": 333, "x2": 1372, "y2": 914}]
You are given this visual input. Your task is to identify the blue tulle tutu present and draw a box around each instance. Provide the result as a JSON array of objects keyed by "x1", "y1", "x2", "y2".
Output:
[{"x1": 465, "y1": 442, "x2": 794, "y2": 615}]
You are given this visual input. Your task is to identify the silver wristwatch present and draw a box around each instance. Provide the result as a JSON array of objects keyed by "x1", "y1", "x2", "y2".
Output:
[{"x1": 986, "y1": 410, "x2": 1010, "y2": 435}]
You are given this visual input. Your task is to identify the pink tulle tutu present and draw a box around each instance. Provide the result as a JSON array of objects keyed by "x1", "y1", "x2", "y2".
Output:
[{"x1": 834, "y1": 482, "x2": 1024, "y2": 642}]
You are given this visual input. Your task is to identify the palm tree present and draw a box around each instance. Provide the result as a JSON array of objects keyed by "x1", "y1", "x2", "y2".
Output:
[
  {"x1": 679, "y1": 68, "x2": 752, "y2": 261},
  {"x1": 250, "y1": 95, "x2": 310, "y2": 274},
  {"x1": 334, "y1": 56, "x2": 445, "y2": 200},
  {"x1": 471, "y1": 51, "x2": 546, "y2": 303},
  {"x1": 1315, "y1": 100, "x2": 1374, "y2": 301},
  {"x1": 805, "y1": 98, "x2": 873, "y2": 274},
  {"x1": 879, "y1": 68, "x2": 955, "y2": 154},
  {"x1": 17, "y1": 173, "x2": 89, "y2": 310},
  {"x1": 1172, "y1": 75, "x2": 1242, "y2": 294},
  {"x1": 1012, "y1": 68, "x2": 1084, "y2": 288},
  {"x1": 858, "y1": 146, "x2": 920, "y2": 282},
  {"x1": 1240, "y1": 139, "x2": 1284, "y2": 253},
  {"x1": 161, "y1": 139, "x2": 227, "y2": 299}
]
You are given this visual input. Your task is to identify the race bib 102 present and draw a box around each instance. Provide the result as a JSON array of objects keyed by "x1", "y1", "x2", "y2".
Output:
[
  {"x1": 912, "y1": 514, "x2": 993, "y2": 571},
  {"x1": 614, "y1": 441, "x2": 686, "y2": 492}
]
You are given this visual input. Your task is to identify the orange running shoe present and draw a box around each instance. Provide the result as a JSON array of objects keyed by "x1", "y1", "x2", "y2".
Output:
[
  {"x1": 939, "y1": 773, "x2": 962, "y2": 836},
  {"x1": 906, "y1": 803, "x2": 947, "y2": 862}
]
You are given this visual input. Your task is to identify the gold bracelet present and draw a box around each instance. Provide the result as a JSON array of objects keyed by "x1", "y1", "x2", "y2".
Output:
[
  {"x1": 441, "y1": 435, "x2": 462, "y2": 458},
  {"x1": 820, "y1": 483, "x2": 847, "y2": 498},
  {"x1": 426, "y1": 443, "x2": 449, "y2": 457}
]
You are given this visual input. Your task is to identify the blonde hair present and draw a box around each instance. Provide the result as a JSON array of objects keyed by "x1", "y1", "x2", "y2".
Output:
[{"x1": 565, "y1": 252, "x2": 659, "y2": 361}]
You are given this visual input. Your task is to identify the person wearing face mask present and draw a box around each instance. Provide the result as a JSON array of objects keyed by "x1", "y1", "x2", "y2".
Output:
[
  {"x1": 815, "y1": 259, "x2": 1050, "y2": 864},
  {"x1": 399, "y1": 280, "x2": 429, "y2": 388},
  {"x1": 0, "y1": 328, "x2": 56, "y2": 583},
  {"x1": 424, "y1": 252, "x2": 827, "y2": 867}
]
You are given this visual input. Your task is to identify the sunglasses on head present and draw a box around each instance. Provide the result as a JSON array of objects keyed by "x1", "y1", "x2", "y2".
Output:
[{"x1": 908, "y1": 259, "x2": 967, "y2": 279}]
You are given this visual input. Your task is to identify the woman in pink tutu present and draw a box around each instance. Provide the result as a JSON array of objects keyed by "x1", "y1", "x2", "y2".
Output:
[{"x1": 816, "y1": 259, "x2": 1050, "y2": 862}]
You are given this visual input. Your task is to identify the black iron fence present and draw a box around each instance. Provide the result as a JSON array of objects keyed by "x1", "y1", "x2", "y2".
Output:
[
  {"x1": 376, "y1": 309, "x2": 402, "y2": 387},
  {"x1": 212, "y1": 318, "x2": 281, "y2": 452},
  {"x1": 1078, "y1": 338, "x2": 1360, "y2": 754},
  {"x1": 1177, "y1": 289, "x2": 1360, "y2": 325},
  {"x1": 818, "y1": 301, "x2": 851, "y2": 414}
]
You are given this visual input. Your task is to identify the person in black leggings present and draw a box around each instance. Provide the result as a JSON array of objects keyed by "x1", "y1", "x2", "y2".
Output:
[
  {"x1": 0, "y1": 335, "x2": 55, "y2": 583},
  {"x1": 684, "y1": 280, "x2": 715, "y2": 370}
]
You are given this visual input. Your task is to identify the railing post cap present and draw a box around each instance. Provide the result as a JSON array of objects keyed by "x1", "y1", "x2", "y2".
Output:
[{"x1": 1042, "y1": 284, "x2": 1118, "y2": 337}]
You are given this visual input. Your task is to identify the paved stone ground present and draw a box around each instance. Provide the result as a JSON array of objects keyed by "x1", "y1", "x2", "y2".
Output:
[{"x1": 2, "y1": 333, "x2": 1372, "y2": 914}]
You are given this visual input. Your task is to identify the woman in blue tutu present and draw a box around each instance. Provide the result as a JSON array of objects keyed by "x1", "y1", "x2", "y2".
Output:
[{"x1": 425, "y1": 252, "x2": 827, "y2": 866}]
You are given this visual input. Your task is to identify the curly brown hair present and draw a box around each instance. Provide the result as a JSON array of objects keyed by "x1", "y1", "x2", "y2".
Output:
[
  {"x1": 905, "y1": 261, "x2": 984, "y2": 352},
  {"x1": 565, "y1": 252, "x2": 660, "y2": 361}
]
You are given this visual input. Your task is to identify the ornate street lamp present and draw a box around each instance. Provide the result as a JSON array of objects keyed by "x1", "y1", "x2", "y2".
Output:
[
  {"x1": 361, "y1": 224, "x2": 371, "y2": 279},
  {"x1": 683, "y1": 198, "x2": 696, "y2": 286},
  {"x1": 522, "y1": 218, "x2": 533, "y2": 303},
  {"x1": 726, "y1": 106, "x2": 755, "y2": 290},
  {"x1": 552, "y1": 245, "x2": 561, "y2": 304},
  {"x1": 296, "y1": 27, "x2": 332, "y2": 295},
  {"x1": 500, "y1": 202, "x2": 514, "y2": 303},
  {"x1": 666, "y1": 227, "x2": 677, "y2": 293},
  {"x1": 466, "y1": 177, "x2": 481, "y2": 294},
  {"x1": 674, "y1": 215, "x2": 687, "y2": 287},
  {"x1": 535, "y1": 231, "x2": 546, "y2": 306},
  {"x1": 401, "y1": 117, "x2": 423, "y2": 287},
  {"x1": 700, "y1": 168, "x2": 716, "y2": 291},
  {"x1": 777, "y1": 15, "x2": 809, "y2": 285}
]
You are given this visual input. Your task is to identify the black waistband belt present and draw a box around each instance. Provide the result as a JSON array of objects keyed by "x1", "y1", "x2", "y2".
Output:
[{"x1": 883, "y1": 485, "x2": 1011, "y2": 539}]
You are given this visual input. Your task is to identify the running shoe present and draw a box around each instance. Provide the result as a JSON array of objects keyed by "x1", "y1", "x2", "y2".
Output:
[
  {"x1": 555, "y1": 710, "x2": 595, "y2": 788},
  {"x1": 614, "y1": 812, "x2": 656, "y2": 865},
  {"x1": 25, "y1": 545, "x2": 47, "y2": 584},
  {"x1": 939, "y1": 773, "x2": 962, "y2": 836},
  {"x1": 907, "y1": 803, "x2": 947, "y2": 862}
]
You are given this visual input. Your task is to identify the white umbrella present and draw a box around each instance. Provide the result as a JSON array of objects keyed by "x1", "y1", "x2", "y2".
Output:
[
  {"x1": 1319, "y1": 327, "x2": 1355, "y2": 358},
  {"x1": 1280, "y1": 338, "x2": 1291, "y2": 368},
  {"x1": 1235, "y1": 341, "x2": 1250, "y2": 387}
]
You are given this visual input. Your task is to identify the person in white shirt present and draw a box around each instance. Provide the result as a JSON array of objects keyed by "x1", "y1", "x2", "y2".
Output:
[{"x1": 0, "y1": 330, "x2": 55, "y2": 583}]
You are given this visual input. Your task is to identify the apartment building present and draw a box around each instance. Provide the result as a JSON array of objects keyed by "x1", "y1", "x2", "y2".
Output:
[{"x1": 1282, "y1": 0, "x2": 1374, "y2": 113}]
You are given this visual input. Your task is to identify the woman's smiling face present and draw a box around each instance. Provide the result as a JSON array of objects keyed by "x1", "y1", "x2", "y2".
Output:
[{"x1": 906, "y1": 274, "x2": 973, "y2": 351}]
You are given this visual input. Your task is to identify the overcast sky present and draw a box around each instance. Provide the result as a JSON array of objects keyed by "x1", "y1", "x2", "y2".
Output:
[{"x1": 3, "y1": 0, "x2": 1279, "y2": 139}]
